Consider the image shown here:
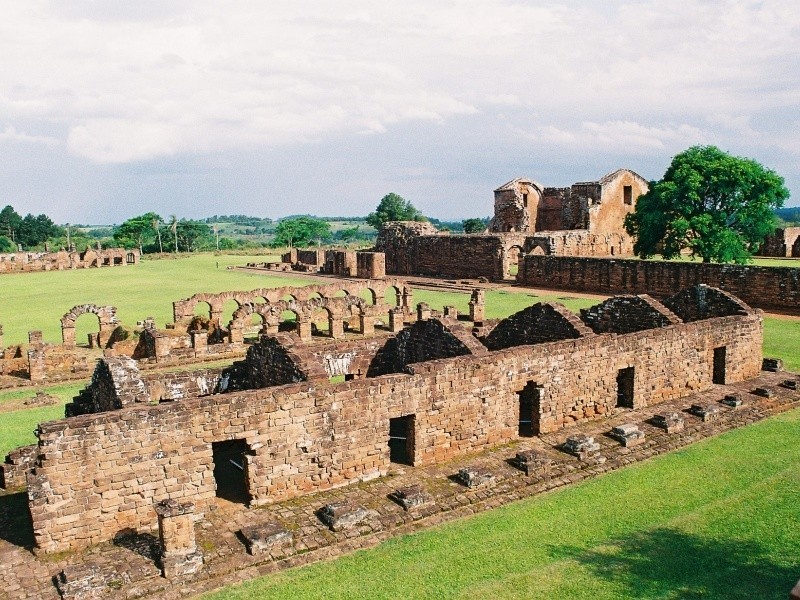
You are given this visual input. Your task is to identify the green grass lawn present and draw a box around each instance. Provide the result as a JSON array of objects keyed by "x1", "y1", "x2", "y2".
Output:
[
  {"x1": 0, "y1": 253, "x2": 304, "y2": 346},
  {"x1": 203, "y1": 408, "x2": 800, "y2": 600}
]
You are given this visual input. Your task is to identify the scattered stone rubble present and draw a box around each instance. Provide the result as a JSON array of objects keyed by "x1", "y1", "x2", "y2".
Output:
[{"x1": 609, "y1": 423, "x2": 646, "y2": 447}]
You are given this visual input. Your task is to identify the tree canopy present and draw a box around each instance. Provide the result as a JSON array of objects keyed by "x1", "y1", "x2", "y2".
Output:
[
  {"x1": 462, "y1": 217, "x2": 488, "y2": 233},
  {"x1": 624, "y1": 145, "x2": 789, "y2": 263},
  {"x1": 113, "y1": 212, "x2": 162, "y2": 254},
  {"x1": 273, "y1": 216, "x2": 331, "y2": 248},
  {"x1": 365, "y1": 193, "x2": 425, "y2": 228}
]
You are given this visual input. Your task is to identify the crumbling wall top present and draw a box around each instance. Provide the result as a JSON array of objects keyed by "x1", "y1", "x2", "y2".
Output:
[{"x1": 580, "y1": 294, "x2": 682, "y2": 334}]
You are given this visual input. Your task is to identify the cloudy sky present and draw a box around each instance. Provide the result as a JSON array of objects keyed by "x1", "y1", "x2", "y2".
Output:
[{"x1": 1, "y1": 0, "x2": 798, "y2": 224}]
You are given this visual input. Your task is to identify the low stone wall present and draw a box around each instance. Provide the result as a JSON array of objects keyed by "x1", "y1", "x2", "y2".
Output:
[
  {"x1": 28, "y1": 305, "x2": 761, "y2": 553},
  {"x1": 518, "y1": 255, "x2": 800, "y2": 314}
]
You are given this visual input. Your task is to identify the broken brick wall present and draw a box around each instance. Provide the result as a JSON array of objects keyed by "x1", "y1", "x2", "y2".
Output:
[{"x1": 28, "y1": 307, "x2": 761, "y2": 553}]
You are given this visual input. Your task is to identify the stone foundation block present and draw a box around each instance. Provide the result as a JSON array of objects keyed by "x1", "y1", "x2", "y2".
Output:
[
  {"x1": 720, "y1": 394, "x2": 743, "y2": 408},
  {"x1": 562, "y1": 434, "x2": 601, "y2": 460},
  {"x1": 160, "y1": 550, "x2": 203, "y2": 579},
  {"x1": 512, "y1": 450, "x2": 553, "y2": 475},
  {"x1": 689, "y1": 404, "x2": 719, "y2": 422},
  {"x1": 317, "y1": 502, "x2": 370, "y2": 531},
  {"x1": 389, "y1": 485, "x2": 429, "y2": 510},
  {"x1": 781, "y1": 379, "x2": 798, "y2": 391},
  {"x1": 609, "y1": 423, "x2": 646, "y2": 447},
  {"x1": 455, "y1": 466, "x2": 495, "y2": 488},
  {"x1": 56, "y1": 562, "x2": 133, "y2": 600},
  {"x1": 651, "y1": 413, "x2": 685, "y2": 433},
  {"x1": 761, "y1": 357, "x2": 783, "y2": 372},
  {"x1": 754, "y1": 387, "x2": 775, "y2": 398},
  {"x1": 240, "y1": 522, "x2": 292, "y2": 555}
]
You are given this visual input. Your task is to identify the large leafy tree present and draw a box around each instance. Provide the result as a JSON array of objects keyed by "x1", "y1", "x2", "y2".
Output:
[
  {"x1": 625, "y1": 146, "x2": 789, "y2": 263},
  {"x1": 175, "y1": 220, "x2": 213, "y2": 252},
  {"x1": 365, "y1": 193, "x2": 425, "y2": 228},
  {"x1": 462, "y1": 217, "x2": 488, "y2": 233},
  {"x1": 274, "y1": 216, "x2": 331, "y2": 248},
  {"x1": 0, "y1": 205, "x2": 22, "y2": 242},
  {"x1": 113, "y1": 212, "x2": 163, "y2": 254},
  {"x1": 17, "y1": 213, "x2": 63, "y2": 248},
  {"x1": 0, "y1": 235, "x2": 14, "y2": 252}
]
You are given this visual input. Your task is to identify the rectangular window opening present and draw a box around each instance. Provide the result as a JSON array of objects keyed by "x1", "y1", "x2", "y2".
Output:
[
  {"x1": 616, "y1": 367, "x2": 635, "y2": 408},
  {"x1": 623, "y1": 185, "x2": 633, "y2": 205},
  {"x1": 517, "y1": 381, "x2": 542, "y2": 436},
  {"x1": 389, "y1": 415, "x2": 415, "y2": 465},
  {"x1": 713, "y1": 346, "x2": 727, "y2": 385}
]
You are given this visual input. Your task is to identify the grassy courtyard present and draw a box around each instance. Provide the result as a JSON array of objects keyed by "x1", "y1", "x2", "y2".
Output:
[{"x1": 203, "y1": 408, "x2": 800, "y2": 599}]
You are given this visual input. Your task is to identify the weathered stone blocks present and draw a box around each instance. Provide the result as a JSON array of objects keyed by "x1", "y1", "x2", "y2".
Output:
[
  {"x1": 239, "y1": 522, "x2": 292, "y2": 555},
  {"x1": 389, "y1": 485, "x2": 429, "y2": 510},
  {"x1": 562, "y1": 435, "x2": 601, "y2": 460},
  {"x1": 512, "y1": 450, "x2": 553, "y2": 475},
  {"x1": 609, "y1": 423, "x2": 646, "y2": 447},
  {"x1": 455, "y1": 467, "x2": 495, "y2": 488},
  {"x1": 155, "y1": 499, "x2": 203, "y2": 579},
  {"x1": 720, "y1": 394, "x2": 743, "y2": 408},
  {"x1": 651, "y1": 413, "x2": 685, "y2": 433},
  {"x1": 689, "y1": 404, "x2": 719, "y2": 422},
  {"x1": 317, "y1": 502, "x2": 370, "y2": 531}
]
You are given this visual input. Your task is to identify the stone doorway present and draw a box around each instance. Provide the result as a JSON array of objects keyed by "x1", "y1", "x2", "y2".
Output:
[
  {"x1": 212, "y1": 440, "x2": 251, "y2": 504},
  {"x1": 517, "y1": 381, "x2": 543, "y2": 436},
  {"x1": 616, "y1": 367, "x2": 635, "y2": 408},
  {"x1": 388, "y1": 415, "x2": 415, "y2": 465},
  {"x1": 713, "y1": 346, "x2": 727, "y2": 385}
]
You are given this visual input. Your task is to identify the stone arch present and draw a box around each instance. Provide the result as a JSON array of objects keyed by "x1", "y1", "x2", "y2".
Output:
[
  {"x1": 793, "y1": 236, "x2": 800, "y2": 258},
  {"x1": 61, "y1": 304, "x2": 119, "y2": 348},
  {"x1": 504, "y1": 244, "x2": 525, "y2": 279},
  {"x1": 360, "y1": 287, "x2": 378, "y2": 305},
  {"x1": 531, "y1": 245, "x2": 546, "y2": 256}
]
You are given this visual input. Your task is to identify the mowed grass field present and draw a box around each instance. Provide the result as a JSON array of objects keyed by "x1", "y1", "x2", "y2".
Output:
[{"x1": 203, "y1": 409, "x2": 800, "y2": 600}]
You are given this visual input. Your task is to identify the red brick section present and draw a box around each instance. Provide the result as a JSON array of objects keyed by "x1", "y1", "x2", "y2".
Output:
[
  {"x1": 518, "y1": 255, "x2": 800, "y2": 314},
  {"x1": 27, "y1": 304, "x2": 761, "y2": 554}
]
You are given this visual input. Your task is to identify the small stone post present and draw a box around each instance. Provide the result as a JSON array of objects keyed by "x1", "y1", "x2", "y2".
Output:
[
  {"x1": 191, "y1": 330, "x2": 208, "y2": 354},
  {"x1": 329, "y1": 316, "x2": 344, "y2": 339},
  {"x1": 443, "y1": 305, "x2": 458, "y2": 319},
  {"x1": 469, "y1": 289, "x2": 485, "y2": 323},
  {"x1": 416, "y1": 303, "x2": 431, "y2": 321},
  {"x1": 388, "y1": 308, "x2": 405, "y2": 333},
  {"x1": 155, "y1": 499, "x2": 203, "y2": 579},
  {"x1": 0, "y1": 324, "x2": 4, "y2": 348},
  {"x1": 296, "y1": 318, "x2": 312, "y2": 341},
  {"x1": 401, "y1": 287, "x2": 414, "y2": 314},
  {"x1": 359, "y1": 314, "x2": 374, "y2": 335}
]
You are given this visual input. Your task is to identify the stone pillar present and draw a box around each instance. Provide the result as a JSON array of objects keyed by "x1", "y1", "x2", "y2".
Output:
[
  {"x1": 0, "y1": 324, "x2": 3, "y2": 348},
  {"x1": 469, "y1": 289, "x2": 486, "y2": 323},
  {"x1": 416, "y1": 303, "x2": 431, "y2": 321},
  {"x1": 265, "y1": 323, "x2": 279, "y2": 336},
  {"x1": 154, "y1": 336, "x2": 172, "y2": 362},
  {"x1": 27, "y1": 347, "x2": 46, "y2": 383},
  {"x1": 329, "y1": 317, "x2": 344, "y2": 339},
  {"x1": 401, "y1": 287, "x2": 414, "y2": 314},
  {"x1": 28, "y1": 331, "x2": 43, "y2": 345},
  {"x1": 154, "y1": 499, "x2": 203, "y2": 579},
  {"x1": 297, "y1": 319, "x2": 312, "y2": 341},
  {"x1": 444, "y1": 305, "x2": 458, "y2": 319},
  {"x1": 99, "y1": 324, "x2": 116, "y2": 349},
  {"x1": 389, "y1": 308, "x2": 405, "y2": 333},
  {"x1": 62, "y1": 326, "x2": 76, "y2": 347},
  {"x1": 209, "y1": 309, "x2": 223, "y2": 328},
  {"x1": 360, "y1": 314, "x2": 374, "y2": 335},
  {"x1": 191, "y1": 330, "x2": 208, "y2": 354}
]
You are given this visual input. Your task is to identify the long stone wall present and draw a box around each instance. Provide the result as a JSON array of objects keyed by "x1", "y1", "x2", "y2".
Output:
[
  {"x1": 518, "y1": 255, "x2": 800, "y2": 313},
  {"x1": 28, "y1": 302, "x2": 761, "y2": 553}
]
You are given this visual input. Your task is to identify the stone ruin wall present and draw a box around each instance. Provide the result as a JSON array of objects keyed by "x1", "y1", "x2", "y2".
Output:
[
  {"x1": 27, "y1": 289, "x2": 762, "y2": 553},
  {"x1": 0, "y1": 248, "x2": 140, "y2": 274},
  {"x1": 518, "y1": 255, "x2": 800, "y2": 314},
  {"x1": 757, "y1": 227, "x2": 800, "y2": 258}
]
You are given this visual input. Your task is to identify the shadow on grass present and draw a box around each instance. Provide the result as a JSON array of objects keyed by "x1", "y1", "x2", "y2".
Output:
[
  {"x1": 0, "y1": 491, "x2": 35, "y2": 548},
  {"x1": 548, "y1": 528, "x2": 796, "y2": 599}
]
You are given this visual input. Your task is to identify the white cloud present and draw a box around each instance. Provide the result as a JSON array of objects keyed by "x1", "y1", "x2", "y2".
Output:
[
  {"x1": 0, "y1": 125, "x2": 60, "y2": 146},
  {"x1": 532, "y1": 121, "x2": 706, "y2": 154}
]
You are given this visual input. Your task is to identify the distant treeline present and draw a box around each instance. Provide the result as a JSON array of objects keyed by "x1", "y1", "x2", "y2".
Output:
[{"x1": 776, "y1": 207, "x2": 800, "y2": 225}]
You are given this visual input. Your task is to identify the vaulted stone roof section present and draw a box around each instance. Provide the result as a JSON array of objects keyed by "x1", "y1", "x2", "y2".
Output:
[
  {"x1": 367, "y1": 317, "x2": 480, "y2": 376},
  {"x1": 580, "y1": 295, "x2": 682, "y2": 335},
  {"x1": 663, "y1": 284, "x2": 752, "y2": 322},
  {"x1": 65, "y1": 357, "x2": 148, "y2": 416},
  {"x1": 597, "y1": 168, "x2": 649, "y2": 187},
  {"x1": 243, "y1": 333, "x2": 324, "y2": 388},
  {"x1": 483, "y1": 302, "x2": 593, "y2": 351},
  {"x1": 494, "y1": 178, "x2": 544, "y2": 193}
]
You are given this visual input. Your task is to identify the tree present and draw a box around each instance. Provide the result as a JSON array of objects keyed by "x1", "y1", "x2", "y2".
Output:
[
  {"x1": 0, "y1": 235, "x2": 14, "y2": 253},
  {"x1": 113, "y1": 212, "x2": 162, "y2": 254},
  {"x1": 624, "y1": 146, "x2": 789, "y2": 264},
  {"x1": 169, "y1": 215, "x2": 179, "y2": 253},
  {"x1": 0, "y1": 205, "x2": 21, "y2": 241},
  {"x1": 365, "y1": 193, "x2": 425, "y2": 228},
  {"x1": 175, "y1": 220, "x2": 212, "y2": 252},
  {"x1": 462, "y1": 218, "x2": 488, "y2": 233},
  {"x1": 273, "y1": 216, "x2": 331, "y2": 248},
  {"x1": 152, "y1": 216, "x2": 163, "y2": 254},
  {"x1": 17, "y1": 213, "x2": 63, "y2": 248}
]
